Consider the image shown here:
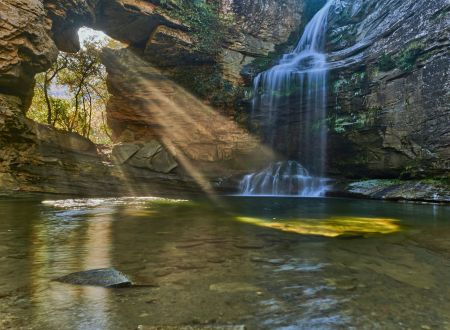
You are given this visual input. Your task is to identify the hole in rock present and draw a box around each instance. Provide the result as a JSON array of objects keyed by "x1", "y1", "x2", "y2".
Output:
[{"x1": 27, "y1": 27, "x2": 124, "y2": 145}]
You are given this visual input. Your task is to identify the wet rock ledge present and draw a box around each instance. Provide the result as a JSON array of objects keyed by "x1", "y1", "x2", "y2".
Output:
[{"x1": 328, "y1": 179, "x2": 450, "y2": 204}]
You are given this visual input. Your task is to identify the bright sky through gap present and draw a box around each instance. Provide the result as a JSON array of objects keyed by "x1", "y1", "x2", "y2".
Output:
[
  {"x1": 78, "y1": 27, "x2": 110, "y2": 46},
  {"x1": 49, "y1": 28, "x2": 110, "y2": 99}
]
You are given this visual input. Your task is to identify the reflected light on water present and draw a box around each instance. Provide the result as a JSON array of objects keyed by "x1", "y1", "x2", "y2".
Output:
[
  {"x1": 81, "y1": 214, "x2": 113, "y2": 329},
  {"x1": 41, "y1": 197, "x2": 189, "y2": 208},
  {"x1": 235, "y1": 216, "x2": 401, "y2": 237},
  {"x1": 30, "y1": 207, "x2": 117, "y2": 328}
]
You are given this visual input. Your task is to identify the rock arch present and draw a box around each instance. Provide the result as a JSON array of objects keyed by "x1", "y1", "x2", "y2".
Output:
[{"x1": 0, "y1": 0, "x2": 303, "y2": 195}]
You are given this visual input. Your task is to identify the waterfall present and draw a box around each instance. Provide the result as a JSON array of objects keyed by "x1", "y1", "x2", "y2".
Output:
[
  {"x1": 240, "y1": 1, "x2": 332, "y2": 197},
  {"x1": 240, "y1": 161, "x2": 329, "y2": 197}
]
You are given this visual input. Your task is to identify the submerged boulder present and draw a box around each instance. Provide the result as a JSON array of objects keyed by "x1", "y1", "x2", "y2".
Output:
[{"x1": 55, "y1": 268, "x2": 132, "y2": 288}]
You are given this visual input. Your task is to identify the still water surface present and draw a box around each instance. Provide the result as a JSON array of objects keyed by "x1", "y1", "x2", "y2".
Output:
[{"x1": 0, "y1": 197, "x2": 449, "y2": 329}]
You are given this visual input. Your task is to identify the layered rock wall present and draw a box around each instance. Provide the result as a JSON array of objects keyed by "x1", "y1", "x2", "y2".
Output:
[
  {"x1": 0, "y1": 0, "x2": 448, "y2": 197},
  {"x1": 326, "y1": 0, "x2": 450, "y2": 178},
  {"x1": 0, "y1": 0, "x2": 297, "y2": 195},
  {"x1": 102, "y1": 48, "x2": 271, "y2": 169}
]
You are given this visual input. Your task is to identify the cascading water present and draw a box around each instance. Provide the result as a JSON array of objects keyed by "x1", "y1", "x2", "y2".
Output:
[
  {"x1": 240, "y1": 161, "x2": 329, "y2": 197},
  {"x1": 241, "y1": 1, "x2": 332, "y2": 197}
]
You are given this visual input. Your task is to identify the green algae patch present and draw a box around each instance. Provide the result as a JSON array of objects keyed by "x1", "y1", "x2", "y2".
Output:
[{"x1": 235, "y1": 216, "x2": 401, "y2": 238}]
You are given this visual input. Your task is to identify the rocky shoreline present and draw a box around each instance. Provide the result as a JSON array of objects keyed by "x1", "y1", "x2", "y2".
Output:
[{"x1": 327, "y1": 179, "x2": 450, "y2": 204}]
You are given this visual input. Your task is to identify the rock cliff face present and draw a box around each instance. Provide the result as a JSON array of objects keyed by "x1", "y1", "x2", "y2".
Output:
[
  {"x1": 0, "y1": 0, "x2": 448, "y2": 197},
  {"x1": 102, "y1": 47, "x2": 270, "y2": 168},
  {"x1": 326, "y1": 0, "x2": 450, "y2": 179},
  {"x1": 0, "y1": 0, "x2": 58, "y2": 193},
  {"x1": 0, "y1": 0, "x2": 58, "y2": 102},
  {"x1": 0, "y1": 0, "x2": 299, "y2": 195}
]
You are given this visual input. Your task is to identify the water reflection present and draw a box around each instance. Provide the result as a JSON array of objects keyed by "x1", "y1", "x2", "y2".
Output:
[
  {"x1": 29, "y1": 207, "x2": 114, "y2": 328},
  {"x1": 0, "y1": 197, "x2": 449, "y2": 329},
  {"x1": 81, "y1": 214, "x2": 113, "y2": 329}
]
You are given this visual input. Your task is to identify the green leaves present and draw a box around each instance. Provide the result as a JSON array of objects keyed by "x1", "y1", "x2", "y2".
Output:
[
  {"x1": 378, "y1": 41, "x2": 425, "y2": 72},
  {"x1": 28, "y1": 33, "x2": 111, "y2": 144},
  {"x1": 378, "y1": 54, "x2": 396, "y2": 72},
  {"x1": 396, "y1": 42, "x2": 424, "y2": 71}
]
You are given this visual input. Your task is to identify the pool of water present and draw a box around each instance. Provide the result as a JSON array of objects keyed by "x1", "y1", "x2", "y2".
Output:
[{"x1": 0, "y1": 196, "x2": 449, "y2": 329}]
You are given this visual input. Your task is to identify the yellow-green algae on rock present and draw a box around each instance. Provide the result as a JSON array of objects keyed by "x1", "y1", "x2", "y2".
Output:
[{"x1": 235, "y1": 216, "x2": 401, "y2": 237}]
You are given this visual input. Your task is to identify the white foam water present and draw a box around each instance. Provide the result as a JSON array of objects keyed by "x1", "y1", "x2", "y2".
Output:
[{"x1": 240, "y1": 161, "x2": 328, "y2": 197}]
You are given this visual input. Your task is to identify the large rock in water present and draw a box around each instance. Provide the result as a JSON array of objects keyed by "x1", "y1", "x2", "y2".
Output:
[{"x1": 55, "y1": 268, "x2": 132, "y2": 288}]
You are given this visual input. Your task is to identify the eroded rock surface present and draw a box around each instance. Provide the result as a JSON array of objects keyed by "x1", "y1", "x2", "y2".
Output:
[
  {"x1": 0, "y1": 0, "x2": 58, "y2": 101},
  {"x1": 1, "y1": 0, "x2": 294, "y2": 196},
  {"x1": 343, "y1": 179, "x2": 450, "y2": 203},
  {"x1": 0, "y1": 0, "x2": 448, "y2": 200},
  {"x1": 102, "y1": 47, "x2": 273, "y2": 169},
  {"x1": 326, "y1": 0, "x2": 450, "y2": 178},
  {"x1": 113, "y1": 141, "x2": 178, "y2": 173}
]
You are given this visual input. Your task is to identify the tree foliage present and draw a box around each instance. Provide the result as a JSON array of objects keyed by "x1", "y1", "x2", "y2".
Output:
[{"x1": 29, "y1": 36, "x2": 112, "y2": 144}]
